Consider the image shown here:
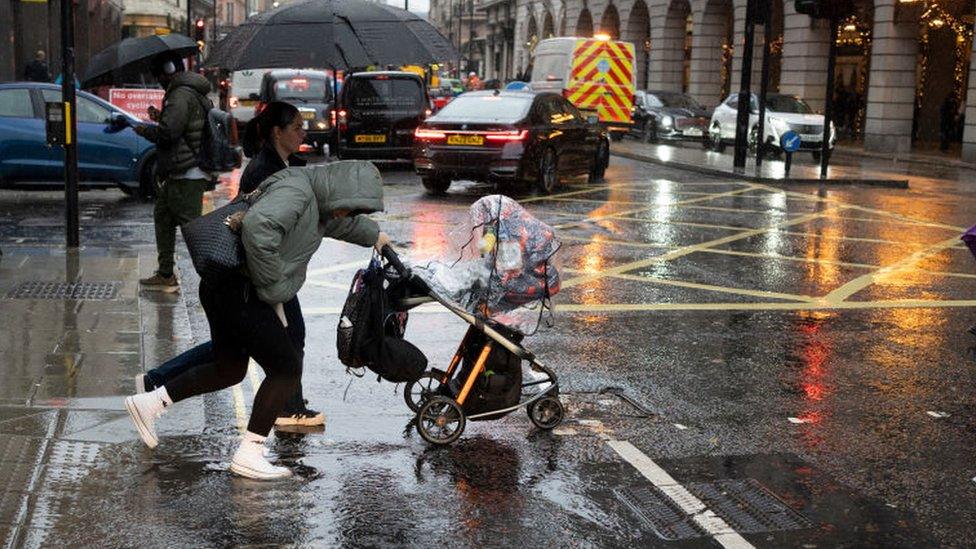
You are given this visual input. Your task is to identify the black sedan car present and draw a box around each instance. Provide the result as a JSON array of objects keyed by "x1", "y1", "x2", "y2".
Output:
[
  {"x1": 413, "y1": 90, "x2": 610, "y2": 195},
  {"x1": 630, "y1": 90, "x2": 712, "y2": 144}
]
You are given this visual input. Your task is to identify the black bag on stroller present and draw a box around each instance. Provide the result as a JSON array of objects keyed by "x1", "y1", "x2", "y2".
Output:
[
  {"x1": 445, "y1": 329, "x2": 523, "y2": 421},
  {"x1": 337, "y1": 259, "x2": 426, "y2": 383}
]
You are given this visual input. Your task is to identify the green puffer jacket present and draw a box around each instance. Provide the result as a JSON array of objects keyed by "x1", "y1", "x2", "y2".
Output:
[
  {"x1": 143, "y1": 71, "x2": 211, "y2": 178},
  {"x1": 242, "y1": 161, "x2": 384, "y2": 304}
]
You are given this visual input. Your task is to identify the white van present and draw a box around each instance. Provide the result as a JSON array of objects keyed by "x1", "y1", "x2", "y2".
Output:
[{"x1": 229, "y1": 69, "x2": 272, "y2": 126}]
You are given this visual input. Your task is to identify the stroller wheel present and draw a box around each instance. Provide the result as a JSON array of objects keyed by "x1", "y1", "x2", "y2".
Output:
[
  {"x1": 404, "y1": 372, "x2": 445, "y2": 413},
  {"x1": 417, "y1": 396, "x2": 466, "y2": 445},
  {"x1": 528, "y1": 396, "x2": 564, "y2": 430}
]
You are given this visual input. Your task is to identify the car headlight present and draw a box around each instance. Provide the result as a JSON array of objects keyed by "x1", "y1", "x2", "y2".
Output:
[
  {"x1": 661, "y1": 115, "x2": 674, "y2": 128},
  {"x1": 768, "y1": 116, "x2": 789, "y2": 135},
  {"x1": 315, "y1": 121, "x2": 328, "y2": 130}
]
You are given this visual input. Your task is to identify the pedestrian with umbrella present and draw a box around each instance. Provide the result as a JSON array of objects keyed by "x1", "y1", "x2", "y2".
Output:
[{"x1": 134, "y1": 53, "x2": 214, "y2": 293}]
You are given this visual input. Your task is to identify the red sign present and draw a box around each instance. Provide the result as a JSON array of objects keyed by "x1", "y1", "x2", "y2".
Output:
[{"x1": 109, "y1": 88, "x2": 165, "y2": 122}]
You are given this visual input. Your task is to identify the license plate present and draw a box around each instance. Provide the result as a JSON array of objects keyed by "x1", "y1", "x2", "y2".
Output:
[
  {"x1": 300, "y1": 111, "x2": 316, "y2": 120},
  {"x1": 447, "y1": 134, "x2": 484, "y2": 146},
  {"x1": 684, "y1": 128, "x2": 702, "y2": 136},
  {"x1": 800, "y1": 135, "x2": 822, "y2": 142},
  {"x1": 355, "y1": 134, "x2": 387, "y2": 144}
]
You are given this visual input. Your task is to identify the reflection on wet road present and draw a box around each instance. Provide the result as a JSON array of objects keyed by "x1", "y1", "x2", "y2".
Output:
[{"x1": 0, "y1": 155, "x2": 974, "y2": 546}]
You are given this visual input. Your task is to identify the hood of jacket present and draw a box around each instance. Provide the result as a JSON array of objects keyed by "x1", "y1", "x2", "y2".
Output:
[
  {"x1": 168, "y1": 70, "x2": 212, "y2": 96},
  {"x1": 309, "y1": 161, "x2": 385, "y2": 217}
]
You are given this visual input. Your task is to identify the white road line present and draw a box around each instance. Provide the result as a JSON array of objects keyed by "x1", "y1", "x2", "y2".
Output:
[{"x1": 607, "y1": 440, "x2": 756, "y2": 549}]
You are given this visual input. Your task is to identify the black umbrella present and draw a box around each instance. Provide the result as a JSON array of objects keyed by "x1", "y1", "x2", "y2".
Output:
[
  {"x1": 204, "y1": 0, "x2": 458, "y2": 71},
  {"x1": 82, "y1": 34, "x2": 200, "y2": 88}
]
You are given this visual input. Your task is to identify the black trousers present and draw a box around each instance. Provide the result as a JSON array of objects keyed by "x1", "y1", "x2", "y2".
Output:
[{"x1": 166, "y1": 276, "x2": 302, "y2": 436}]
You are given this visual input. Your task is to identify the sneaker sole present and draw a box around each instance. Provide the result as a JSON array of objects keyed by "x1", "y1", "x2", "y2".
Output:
[
  {"x1": 274, "y1": 413, "x2": 325, "y2": 427},
  {"x1": 140, "y1": 284, "x2": 180, "y2": 294},
  {"x1": 124, "y1": 396, "x2": 158, "y2": 449},
  {"x1": 229, "y1": 461, "x2": 292, "y2": 480}
]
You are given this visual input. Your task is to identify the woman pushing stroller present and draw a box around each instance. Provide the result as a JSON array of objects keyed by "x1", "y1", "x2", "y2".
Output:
[{"x1": 125, "y1": 161, "x2": 392, "y2": 480}]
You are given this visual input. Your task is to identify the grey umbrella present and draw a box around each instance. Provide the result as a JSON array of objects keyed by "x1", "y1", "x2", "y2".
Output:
[
  {"x1": 82, "y1": 34, "x2": 200, "y2": 88},
  {"x1": 204, "y1": 0, "x2": 458, "y2": 71}
]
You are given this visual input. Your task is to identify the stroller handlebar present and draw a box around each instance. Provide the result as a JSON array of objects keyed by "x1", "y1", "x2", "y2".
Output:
[{"x1": 381, "y1": 245, "x2": 409, "y2": 277}]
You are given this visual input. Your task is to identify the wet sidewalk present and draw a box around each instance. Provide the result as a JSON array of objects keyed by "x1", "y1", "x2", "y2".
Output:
[
  {"x1": 610, "y1": 139, "x2": 952, "y2": 189},
  {"x1": 0, "y1": 245, "x2": 207, "y2": 547}
]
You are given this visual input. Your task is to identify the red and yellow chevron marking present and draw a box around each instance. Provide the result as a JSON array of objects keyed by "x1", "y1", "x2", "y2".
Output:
[{"x1": 568, "y1": 39, "x2": 635, "y2": 124}]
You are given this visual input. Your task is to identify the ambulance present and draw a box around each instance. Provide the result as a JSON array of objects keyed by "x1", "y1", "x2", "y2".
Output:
[{"x1": 530, "y1": 35, "x2": 636, "y2": 140}]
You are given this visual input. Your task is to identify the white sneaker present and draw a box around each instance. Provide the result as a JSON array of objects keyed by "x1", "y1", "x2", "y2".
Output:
[
  {"x1": 523, "y1": 367, "x2": 553, "y2": 395},
  {"x1": 230, "y1": 440, "x2": 292, "y2": 480},
  {"x1": 124, "y1": 391, "x2": 168, "y2": 449},
  {"x1": 134, "y1": 374, "x2": 147, "y2": 394}
]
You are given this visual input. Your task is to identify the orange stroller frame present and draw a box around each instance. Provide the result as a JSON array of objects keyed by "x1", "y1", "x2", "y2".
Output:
[{"x1": 382, "y1": 247, "x2": 564, "y2": 445}]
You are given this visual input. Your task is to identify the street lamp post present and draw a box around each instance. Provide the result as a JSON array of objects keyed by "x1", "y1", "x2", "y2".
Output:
[{"x1": 733, "y1": 0, "x2": 757, "y2": 170}]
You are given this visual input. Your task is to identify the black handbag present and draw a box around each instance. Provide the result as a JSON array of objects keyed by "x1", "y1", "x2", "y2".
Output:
[{"x1": 180, "y1": 190, "x2": 261, "y2": 281}]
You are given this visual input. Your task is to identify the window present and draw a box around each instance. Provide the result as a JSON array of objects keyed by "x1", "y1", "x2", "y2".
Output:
[
  {"x1": 434, "y1": 94, "x2": 533, "y2": 123},
  {"x1": 0, "y1": 89, "x2": 34, "y2": 118},
  {"x1": 344, "y1": 76, "x2": 422, "y2": 112},
  {"x1": 76, "y1": 97, "x2": 111, "y2": 124}
]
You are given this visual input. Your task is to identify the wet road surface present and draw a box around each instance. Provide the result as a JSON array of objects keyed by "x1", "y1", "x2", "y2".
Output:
[{"x1": 1, "y1": 154, "x2": 975, "y2": 547}]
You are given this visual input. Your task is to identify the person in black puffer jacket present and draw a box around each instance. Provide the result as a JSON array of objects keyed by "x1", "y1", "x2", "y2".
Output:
[{"x1": 135, "y1": 53, "x2": 213, "y2": 293}]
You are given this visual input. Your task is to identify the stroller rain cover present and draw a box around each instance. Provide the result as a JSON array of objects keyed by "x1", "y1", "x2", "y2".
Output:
[{"x1": 412, "y1": 195, "x2": 562, "y2": 334}]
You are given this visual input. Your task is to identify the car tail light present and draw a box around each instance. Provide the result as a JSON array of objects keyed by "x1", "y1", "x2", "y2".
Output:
[
  {"x1": 299, "y1": 143, "x2": 314, "y2": 153},
  {"x1": 337, "y1": 109, "x2": 348, "y2": 131},
  {"x1": 424, "y1": 108, "x2": 432, "y2": 118},
  {"x1": 414, "y1": 128, "x2": 446, "y2": 140},
  {"x1": 229, "y1": 95, "x2": 239, "y2": 109},
  {"x1": 484, "y1": 130, "x2": 528, "y2": 141}
]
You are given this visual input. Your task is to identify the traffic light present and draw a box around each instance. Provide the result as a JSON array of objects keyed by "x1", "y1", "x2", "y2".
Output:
[
  {"x1": 194, "y1": 18, "x2": 206, "y2": 41},
  {"x1": 794, "y1": 0, "x2": 854, "y2": 19}
]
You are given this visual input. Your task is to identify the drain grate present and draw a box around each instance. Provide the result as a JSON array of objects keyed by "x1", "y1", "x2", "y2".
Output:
[
  {"x1": 616, "y1": 478, "x2": 811, "y2": 540},
  {"x1": 614, "y1": 486, "x2": 705, "y2": 540},
  {"x1": 687, "y1": 479, "x2": 812, "y2": 533},
  {"x1": 4, "y1": 281, "x2": 120, "y2": 300}
]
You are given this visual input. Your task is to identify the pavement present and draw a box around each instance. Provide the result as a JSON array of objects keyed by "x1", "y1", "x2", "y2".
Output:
[{"x1": 1, "y1": 153, "x2": 975, "y2": 547}]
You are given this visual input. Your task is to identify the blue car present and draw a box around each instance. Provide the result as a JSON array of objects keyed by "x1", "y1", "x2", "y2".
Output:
[{"x1": 0, "y1": 82, "x2": 157, "y2": 198}]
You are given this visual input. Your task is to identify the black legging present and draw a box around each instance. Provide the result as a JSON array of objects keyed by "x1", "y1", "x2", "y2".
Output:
[{"x1": 166, "y1": 276, "x2": 302, "y2": 436}]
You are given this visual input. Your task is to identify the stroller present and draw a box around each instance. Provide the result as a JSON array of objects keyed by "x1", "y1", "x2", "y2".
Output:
[{"x1": 347, "y1": 196, "x2": 564, "y2": 445}]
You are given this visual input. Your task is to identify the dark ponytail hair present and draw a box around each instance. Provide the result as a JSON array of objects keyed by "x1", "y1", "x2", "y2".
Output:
[{"x1": 242, "y1": 101, "x2": 301, "y2": 158}]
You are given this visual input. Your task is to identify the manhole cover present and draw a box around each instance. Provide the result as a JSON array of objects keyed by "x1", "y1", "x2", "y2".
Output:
[
  {"x1": 4, "y1": 281, "x2": 120, "y2": 300},
  {"x1": 616, "y1": 479, "x2": 811, "y2": 540}
]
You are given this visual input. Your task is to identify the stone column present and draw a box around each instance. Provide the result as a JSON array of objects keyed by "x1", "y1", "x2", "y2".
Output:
[
  {"x1": 863, "y1": 0, "x2": 916, "y2": 153},
  {"x1": 779, "y1": 5, "x2": 830, "y2": 104},
  {"x1": 962, "y1": 22, "x2": 976, "y2": 162},
  {"x1": 647, "y1": 0, "x2": 685, "y2": 91},
  {"x1": 688, "y1": 0, "x2": 729, "y2": 106}
]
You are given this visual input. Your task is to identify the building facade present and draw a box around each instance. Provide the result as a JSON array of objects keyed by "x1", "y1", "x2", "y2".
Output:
[
  {"x1": 0, "y1": 0, "x2": 124, "y2": 83},
  {"x1": 499, "y1": 0, "x2": 976, "y2": 160},
  {"x1": 428, "y1": 0, "x2": 490, "y2": 75}
]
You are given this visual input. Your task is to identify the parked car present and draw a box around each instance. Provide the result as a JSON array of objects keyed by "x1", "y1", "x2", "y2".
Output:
[
  {"x1": 229, "y1": 68, "x2": 272, "y2": 130},
  {"x1": 335, "y1": 71, "x2": 430, "y2": 160},
  {"x1": 258, "y1": 69, "x2": 334, "y2": 154},
  {"x1": 0, "y1": 82, "x2": 157, "y2": 197},
  {"x1": 709, "y1": 93, "x2": 836, "y2": 159},
  {"x1": 413, "y1": 90, "x2": 610, "y2": 195},
  {"x1": 630, "y1": 90, "x2": 711, "y2": 144}
]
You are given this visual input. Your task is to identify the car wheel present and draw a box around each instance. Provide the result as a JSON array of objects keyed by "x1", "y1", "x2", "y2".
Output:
[
  {"x1": 589, "y1": 139, "x2": 609, "y2": 183},
  {"x1": 421, "y1": 174, "x2": 451, "y2": 195},
  {"x1": 610, "y1": 132, "x2": 624, "y2": 142},
  {"x1": 643, "y1": 119, "x2": 658, "y2": 143},
  {"x1": 536, "y1": 148, "x2": 559, "y2": 194},
  {"x1": 138, "y1": 156, "x2": 157, "y2": 201},
  {"x1": 749, "y1": 126, "x2": 759, "y2": 153},
  {"x1": 710, "y1": 124, "x2": 725, "y2": 152}
]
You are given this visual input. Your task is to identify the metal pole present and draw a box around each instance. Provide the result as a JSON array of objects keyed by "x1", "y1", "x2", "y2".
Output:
[
  {"x1": 820, "y1": 16, "x2": 838, "y2": 178},
  {"x1": 187, "y1": 0, "x2": 192, "y2": 34},
  {"x1": 61, "y1": 0, "x2": 79, "y2": 248},
  {"x1": 733, "y1": 0, "x2": 756, "y2": 169},
  {"x1": 456, "y1": 0, "x2": 462, "y2": 77},
  {"x1": 405, "y1": 0, "x2": 408, "y2": 10},
  {"x1": 755, "y1": 0, "x2": 772, "y2": 167},
  {"x1": 469, "y1": 0, "x2": 474, "y2": 74}
]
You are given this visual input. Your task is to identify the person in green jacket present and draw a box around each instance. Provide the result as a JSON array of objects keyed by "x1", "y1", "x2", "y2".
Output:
[
  {"x1": 125, "y1": 161, "x2": 392, "y2": 480},
  {"x1": 134, "y1": 54, "x2": 214, "y2": 293}
]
